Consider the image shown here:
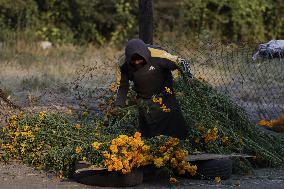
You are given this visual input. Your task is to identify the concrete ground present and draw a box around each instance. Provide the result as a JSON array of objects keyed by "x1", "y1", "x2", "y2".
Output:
[{"x1": 1, "y1": 161, "x2": 284, "y2": 189}]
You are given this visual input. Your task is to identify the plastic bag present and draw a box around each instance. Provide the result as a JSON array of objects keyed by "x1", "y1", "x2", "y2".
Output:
[{"x1": 252, "y1": 40, "x2": 284, "y2": 60}]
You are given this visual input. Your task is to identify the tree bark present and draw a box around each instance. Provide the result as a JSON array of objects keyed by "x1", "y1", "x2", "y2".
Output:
[{"x1": 139, "y1": 0, "x2": 153, "y2": 44}]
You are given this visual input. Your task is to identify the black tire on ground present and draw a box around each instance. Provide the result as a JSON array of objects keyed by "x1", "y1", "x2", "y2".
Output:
[
  {"x1": 73, "y1": 168, "x2": 143, "y2": 187},
  {"x1": 191, "y1": 159, "x2": 233, "y2": 180}
]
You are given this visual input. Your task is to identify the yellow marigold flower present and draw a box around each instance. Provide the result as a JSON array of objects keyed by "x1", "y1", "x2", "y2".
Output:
[
  {"x1": 175, "y1": 149, "x2": 187, "y2": 160},
  {"x1": 142, "y1": 145, "x2": 150, "y2": 151},
  {"x1": 39, "y1": 111, "x2": 46, "y2": 120},
  {"x1": 222, "y1": 136, "x2": 229, "y2": 145},
  {"x1": 103, "y1": 151, "x2": 111, "y2": 158},
  {"x1": 110, "y1": 82, "x2": 117, "y2": 92},
  {"x1": 163, "y1": 108, "x2": 171, "y2": 112},
  {"x1": 185, "y1": 164, "x2": 197, "y2": 176},
  {"x1": 167, "y1": 137, "x2": 180, "y2": 146},
  {"x1": 169, "y1": 177, "x2": 178, "y2": 184},
  {"x1": 14, "y1": 131, "x2": 21, "y2": 137},
  {"x1": 159, "y1": 146, "x2": 167, "y2": 153},
  {"x1": 170, "y1": 158, "x2": 178, "y2": 168},
  {"x1": 163, "y1": 154, "x2": 170, "y2": 161},
  {"x1": 165, "y1": 87, "x2": 173, "y2": 94},
  {"x1": 152, "y1": 96, "x2": 158, "y2": 103},
  {"x1": 74, "y1": 124, "x2": 81, "y2": 129},
  {"x1": 92, "y1": 142, "x2": 101, "y2": 150},
  {"x1": 134, "y1": 132, "x2": 141, "y2": 139},
  {"x1": 23, "y1": 125, "x2": 30, "y2": 131},
  {"x1": 257, "y1": 120, "x2": 269, "y2": 127},
  {"x1": 122, "y1": 168, "x2": 130, "y2": 174},
  {"x1": 204, "y1": 128, "x2": 219, "y2": 143},
  {"x1": 110, "y1": 145, "x2": 118, "y2": 153},
  {"x1": 75, "y1": 146, "x2": 82, "y2": 154},
  {"x1": 157, "y1": 97, "x2": 163, "y2": 105},
  {"x1": 154, "y1": 157, "x2": 164, "y2": 168},
  {"x1": 82, "y1": 157, "x2": 87, "y2": 161},
  {"x1": 161, "y1": 104, "x2": 167, "y2": 109},
  {"x1": 215, "y1": 176, "x2": 221, "y2": 184}
]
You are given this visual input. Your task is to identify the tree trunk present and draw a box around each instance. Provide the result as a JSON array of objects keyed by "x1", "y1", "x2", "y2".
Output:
[{"x1": 139, "y1": 0, "x2": 153, "y2": 44}]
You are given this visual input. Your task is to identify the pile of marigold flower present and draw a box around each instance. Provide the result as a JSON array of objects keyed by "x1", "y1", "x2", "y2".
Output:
[
  {"x1": 149, "y1": 136, "x2": 197, "y2": 176},
  {"x1": 0, "y1": 111, "x2": 197, "y2": 181},
  {"x1": 102, "y1": 132, "x2": 151, "y2": 174},
  {"x1": 258, "y1": 108, "x2": 284, "y2": 128}
]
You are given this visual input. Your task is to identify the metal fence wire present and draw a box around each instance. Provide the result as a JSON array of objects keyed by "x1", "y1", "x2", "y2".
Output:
[
  {"x1": 0, "y1": 41, "x2": 283, "y2": 125},
  {"x1": 163, "y1": 40, "x2": 284, "y2": 123}
]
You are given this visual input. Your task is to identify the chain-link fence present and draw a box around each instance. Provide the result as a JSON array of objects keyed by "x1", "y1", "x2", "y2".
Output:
[
  {"x1": 0, "y1": 41, "x2": 283, "y2": 124},
  {"x1": 164, "y1": 41, "x2": 284, "y2": 123}
]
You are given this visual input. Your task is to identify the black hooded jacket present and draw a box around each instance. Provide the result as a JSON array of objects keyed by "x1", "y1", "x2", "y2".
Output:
[{"x1": 115, "y1": 39, "x2": 192, "y2": 107}]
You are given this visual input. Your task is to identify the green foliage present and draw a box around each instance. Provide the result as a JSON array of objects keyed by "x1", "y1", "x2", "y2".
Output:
[
  {"x1": 168, "y1": 0, "x2": 283, "y2": 42},
  {"x1": 0, "y1": 0, "x2": 283, "y2": 44},
  {"x1": 2, "y1": 77, "x2": 284, "y2": 177}
]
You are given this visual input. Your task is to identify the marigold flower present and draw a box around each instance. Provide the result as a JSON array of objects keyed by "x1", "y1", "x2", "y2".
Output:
[
  {"x1": 167, "y1": 137, "x2": 180, "y2": 146},
  {"x1": 159, "y1": 146, "x2": 167, "y2": 153},
  {"x1": 110, "y1": 145, "x2": 118, "y2": 153},
  {"x1": 185, "y1": 164, "x2": 197, "y2": 176},
  {"x1": 169, "y1": 177, "x2": 178, "y2": 184},
  {"x1": 110, "y1": 82, "x2": 117, "y2": 92},
  {"x1": 75, "y1": 146, "x2": 82, "y2": 154},
  {"x1": 215, "y1": 176, "x2": 221, "y2": 184},
  {"x1": 175, "y1": 149, "x2": 187, "y2": 160},
  {"x1": 142, "y1": 145, "x2": 150, "y2": 151},
  {"x1": 38, "y1": 111, "x2": 46, "y2": 120},
  {"x1": 165, "y1": 87, "x2": 173, "y2": 94},
  {"x1": 74, "y1": 124, "x2": 81, "y2": 129},
  {"x1": 170, "y1": 158, "x2": 178, "y2": 168},
  {"x1": 257, "y1": 120, "x2": 272, "y2": 127},
  {"x1": 134, "y1": 132, "x2": 141, "y2": 139},
  {"x1": 92, "y1": 142, "x2": 101, "y2": 150},
  {"x1": 154, "y1": 157, "x2": 164, "y2": 168},
  {"x1": 222, "y1": 136, "x2": 229, "y2": 145}
]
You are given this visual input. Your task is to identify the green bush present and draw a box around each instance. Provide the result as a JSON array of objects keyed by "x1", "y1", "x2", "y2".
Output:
[{"x1": 0, "y1": 0, "x2": 283, "y2": 46}]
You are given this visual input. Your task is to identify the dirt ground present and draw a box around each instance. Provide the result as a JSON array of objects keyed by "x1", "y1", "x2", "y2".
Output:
[{"x1": 1, "y1": 161, "x2": 284, "y2": 189}]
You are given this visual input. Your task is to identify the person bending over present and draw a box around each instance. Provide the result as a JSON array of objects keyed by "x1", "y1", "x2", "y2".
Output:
[{"x1": 115, "y1": 39, "x2": 192, "y2": 140}]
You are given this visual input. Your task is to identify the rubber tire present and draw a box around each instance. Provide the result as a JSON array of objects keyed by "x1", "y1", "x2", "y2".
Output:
[
  {"x1": 73, "y1": 168, "x2": 143, "y2": 187},
  {"x1": 192, "y1": 159, "x2": 232, "y2": 180}
]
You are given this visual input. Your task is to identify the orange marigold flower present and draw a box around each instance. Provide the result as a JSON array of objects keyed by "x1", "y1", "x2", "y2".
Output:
[
  {"x1": 134, "y1": 132, "x2": 141, "y2": 139},
  {"x1": 159, "y1": 146, "x2": 167, "y2": 153},
  {"x1": 74, "y1": 124, "x2": 81, "y2": 129},
  {"x1": 110, "y1": 145, "x2": 118, "y2": 153},
  {"x1": 175, "y1": 149, "x2": 187, "y2": 160},
  {"x1": 169, "y1": 177, "x2": 178, "y2": 184},
  {"x1": 154, "y1": 157, "x2": 164, "y2": 168},
  {"x1": 166, "y1": 137, "x2": 180, "y2": 146},
  {"x1": 75, "y1": 146, "x2": 82, "y2": 154},
  {"x1": 92, "y1": 142, "x2": 101, "y2": 150},
  {"x1": 257, "y1": 120, "x2": 272, "y2": 127}
]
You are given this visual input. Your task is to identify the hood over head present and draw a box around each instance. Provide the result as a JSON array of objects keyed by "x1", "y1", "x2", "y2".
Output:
[{"x1": 125, "y1": 39, "x2": 151, "y2": 64}]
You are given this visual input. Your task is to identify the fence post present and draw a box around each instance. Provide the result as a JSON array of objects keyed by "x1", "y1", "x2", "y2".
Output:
[{"x1": 139, "y1": 0, "x2": 153, "y2": 44}]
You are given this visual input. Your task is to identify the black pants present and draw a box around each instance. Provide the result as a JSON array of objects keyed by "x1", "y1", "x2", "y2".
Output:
[{"x1": 138, "y1": 106, "x2": 189, "y2": 140}]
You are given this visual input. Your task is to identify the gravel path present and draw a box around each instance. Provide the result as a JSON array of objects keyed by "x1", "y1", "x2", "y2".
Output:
[{"x1": 1, "y1": 161, "x2": 284, "y2": 189}]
